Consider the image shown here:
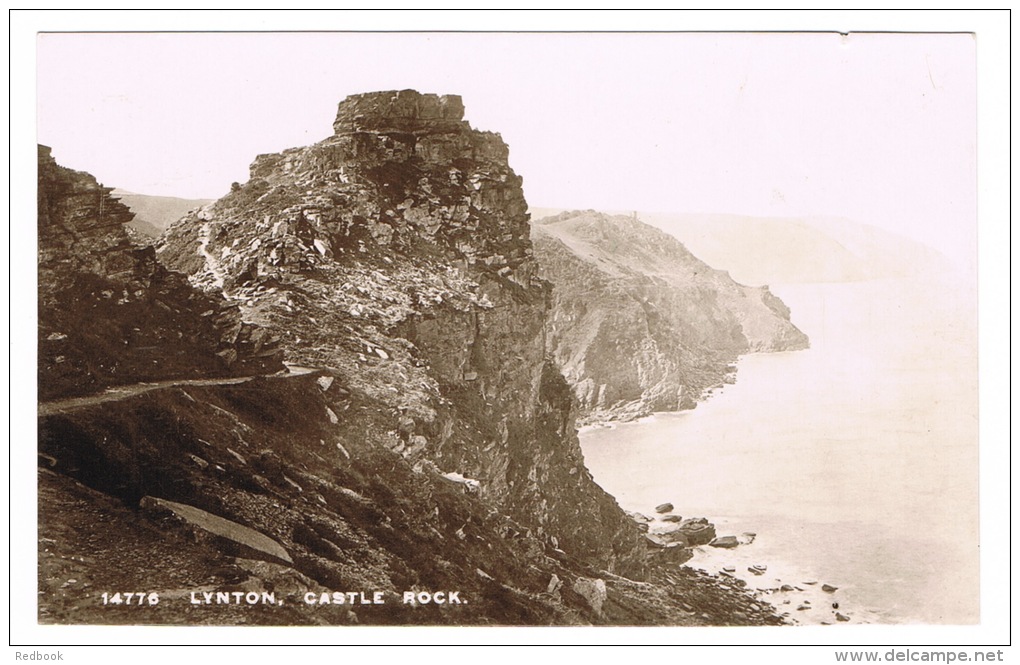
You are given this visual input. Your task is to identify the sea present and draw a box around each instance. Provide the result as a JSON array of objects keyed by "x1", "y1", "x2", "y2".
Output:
[{"x1": 579, "y1": 273, "x2": 979, "y2": 624}]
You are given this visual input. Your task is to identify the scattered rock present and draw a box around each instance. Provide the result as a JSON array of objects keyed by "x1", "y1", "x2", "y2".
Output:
[
  {"x1": 835, "y1": 612, "x2": 850, "y2": 622},
  {"x1": 709, "y1": 536, "x2": 739, "y2": 548},
  {"x1": 655, "y1": 502, "x2": 674, "y2": 514},
  {"x1": 661, "y1": 514, "x2": 683, "y2": 523},
  {"x1": 822, "y1": 584, "x2": 838, "y2": 593}
]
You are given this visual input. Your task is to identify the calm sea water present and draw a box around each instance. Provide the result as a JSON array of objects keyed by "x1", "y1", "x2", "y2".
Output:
[{"x1": 580, "y1": 274, "x2": 979, "y2": 624}]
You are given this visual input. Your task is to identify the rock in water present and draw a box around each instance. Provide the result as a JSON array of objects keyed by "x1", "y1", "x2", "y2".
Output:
[
  {"x1": 655, "y1": 502, "x2": 674, "y2": 514},
  {"x1": 709, "y1": 536, "x2": 739, "y2": 548},
  {"x1": 677, "y1": 517, "x2": 717, "y2": 546},
  {"x1": 822, "y1": 584, "x2": 839, "y2": 593}
]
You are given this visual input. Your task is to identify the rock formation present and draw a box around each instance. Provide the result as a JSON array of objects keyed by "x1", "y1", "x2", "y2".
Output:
[
  {"x1": 155, "y1": 89, "x2": 639, "y2": 574},
  {"x1": 37, "y1": 146, "x2": 283, "y2": 401},
  {"x1": 531, "y1": 210, "x2": 809, "y2": 423},
  {"x1": 37, "y1": 92, "x2": 785, "y2": 626}
]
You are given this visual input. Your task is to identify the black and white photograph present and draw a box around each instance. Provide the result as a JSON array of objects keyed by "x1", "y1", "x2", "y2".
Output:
[{"x1": 10, "y1": 10, "x2": 1012, "y2": 656}]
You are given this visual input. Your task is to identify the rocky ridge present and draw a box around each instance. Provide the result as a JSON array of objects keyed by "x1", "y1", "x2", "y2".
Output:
[
  {"x1": 37, "y1": 146, "x2": 283, "y2": 401},
  {"x1": 531, "y1": 210, "x2": 809, "y2": 424},
  {"x1": 155, "y1": 90, "x2": 638, "y2": 574},
  {"x1": 37, "y1": 92, "x2": 786, "y2": 626}
]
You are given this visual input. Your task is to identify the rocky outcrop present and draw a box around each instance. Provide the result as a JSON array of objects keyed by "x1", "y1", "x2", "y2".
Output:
[
  {"x1": 37, "y1": 92, "x2": 786, "y2": 626},
  {"x1": 531, "y1": 210, "x2": 809, "y2": 424},
  {"x1": 37, "y1": 146, "x2": 283, "y2": 400},
  {"x1": 156, "y1": 91, "x2": 640, "y2": 575}
]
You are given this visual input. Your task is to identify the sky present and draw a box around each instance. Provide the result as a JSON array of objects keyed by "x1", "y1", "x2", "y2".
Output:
[{"x1": 36, "y1": 31, "x2": 977, "y2": 272}]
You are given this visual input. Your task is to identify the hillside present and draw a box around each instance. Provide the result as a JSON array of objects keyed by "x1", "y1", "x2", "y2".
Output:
[
  {"x1": 111, "y1": 189, "x2": 212, "y2": 240},
  {"x1": 532, "y1": 210, "x2": 809, "y2": 423},
  {"x1": 37, "y1": 92, "x2": 781, "y2": 626},
  {"x1": 631, "y1": 212, "x2": 950, "y2": 287}
]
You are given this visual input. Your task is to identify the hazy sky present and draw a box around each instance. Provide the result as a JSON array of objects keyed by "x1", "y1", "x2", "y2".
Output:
[{"x1": 37, "y1": 31, "x2": 976, "y2": 269}]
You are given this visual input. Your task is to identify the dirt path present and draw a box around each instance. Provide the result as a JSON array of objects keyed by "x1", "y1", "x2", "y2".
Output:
[{"x1": 38, "y1": 365, "x2": 317, "y2": 417}]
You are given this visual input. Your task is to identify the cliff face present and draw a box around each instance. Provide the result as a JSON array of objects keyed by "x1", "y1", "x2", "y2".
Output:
[
  {"x1": 156, "y1": 91, "x2": 640, "y2": 575},
  {"x1": 532, "y1": 210, "x2": 809, "y2": 423},
  {"x1": 37, "y1": 146, "x2": 283, "y2": 401},
  {"x1": 37, "y1": 93, "x2": 784, "y2": 627}
]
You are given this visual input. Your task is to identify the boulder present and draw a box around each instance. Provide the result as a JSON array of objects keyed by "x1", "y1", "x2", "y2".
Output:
[
  {"x1": 661, "y1": 514, "x2": 683, "y2": 523},
  {"x1": 677, "y1": 518, "x2": 716, "y2": 546},
  {"x1": 654, "y1": 502, "x2": 674, "y2": 514},
  {"x1": 571, "y1": 577, "x2": 607, "y2": 616},
  {"x1": 654, "y1": 529, "x2": 690, "y2": 546},
  {"x1": 141, "y1": 496, "x2": 293, "y2": 565},
  {"x1": 709, "y1": 536, "x2": 739, "y2": 549},
  {"x1": 822, "y1": 584, "x2": 838, "y2": 593}
]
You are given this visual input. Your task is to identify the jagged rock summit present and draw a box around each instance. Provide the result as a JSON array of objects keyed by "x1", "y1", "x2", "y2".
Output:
[
  {"x1": 332, "y1": 90, "x2": 467, "y2": 134},
  {"x1": 157, "y1": 90, "x2": 638, "y2": 574},
  {"x1": 532, "y1": 210, "x2": 809, "y2": 423}
]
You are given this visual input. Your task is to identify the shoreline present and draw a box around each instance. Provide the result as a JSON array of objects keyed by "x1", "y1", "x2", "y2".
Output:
[{"x1": 631, "y1": 506, "x2": 872, "y2": 626}]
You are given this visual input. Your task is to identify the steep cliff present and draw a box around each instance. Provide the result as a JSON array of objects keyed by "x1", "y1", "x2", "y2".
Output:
[
  {"x1": 37, "y1": 93, "x2": 783, "y2": 626},
  {"x1": 532, "y1": 210, "x2": 809, "y2": 423},
  {"x1": 154, "y1": 90, "x2": 641, "y2": 574},
  {"x1": 37, "y1": 146, "x2": 283, "y2": 401}
]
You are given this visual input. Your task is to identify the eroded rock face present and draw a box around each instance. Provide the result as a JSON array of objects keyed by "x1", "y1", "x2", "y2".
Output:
[
  {"x1": 156, "y1": 91, "x2": 642, "y2": 575},
  {"x1": 37, "y1": 146, "x2": 283, "y2": 400},
  {"x1": 531, "y1": 210, "x2": 809, "y2": 424},
  {"x1": 36, "y1": 95, "x2": 787, "y2": 627}
]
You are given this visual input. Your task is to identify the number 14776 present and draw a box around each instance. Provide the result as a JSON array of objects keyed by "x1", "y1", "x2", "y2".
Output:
[{"x1": 100, "y1": 592, "x2": 159, "y2": 605}]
